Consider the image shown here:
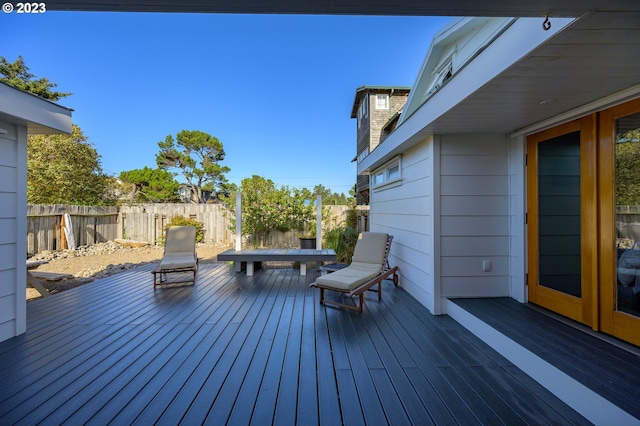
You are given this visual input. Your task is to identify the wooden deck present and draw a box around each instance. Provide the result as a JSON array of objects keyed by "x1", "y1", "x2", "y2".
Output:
[
  {"x1": 0, "y1": 262, "x2": 593, "y2": 424},
  {"x1": 450, "y1": 298, "x2": 640, "y2": 423}
]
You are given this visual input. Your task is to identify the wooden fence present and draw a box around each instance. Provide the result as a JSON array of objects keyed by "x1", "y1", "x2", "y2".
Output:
[
  {"x1": 119, "y1": 204, "x2": 233, "y2": 246},
  {"x1": 617, "y1": 205, "x2": 640, "y2": 245},
  {"x1": 27, "y1": 203, "x2": 355, "y2": 254},
  {"x1": 27, "y1": 205, "x2": 119, "y2": 254}
]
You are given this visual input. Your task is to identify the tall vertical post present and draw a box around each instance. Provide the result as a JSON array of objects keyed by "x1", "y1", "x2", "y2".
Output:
[
  {"x1": 316, "y1": 194, "x2": 322, "y2": 250},
  {"x1": 235, "y1": 192, "x2": 242, "y2": 251}
]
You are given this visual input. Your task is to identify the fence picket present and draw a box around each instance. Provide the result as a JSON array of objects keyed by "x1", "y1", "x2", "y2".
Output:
[{"x1": 27, "y1": 203, "x2": 359, "y2": 254}]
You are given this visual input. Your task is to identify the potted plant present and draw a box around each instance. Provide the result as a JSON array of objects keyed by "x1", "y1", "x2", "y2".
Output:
[
  {"x1": 289, "y1": 190, "x2": 317, "y2": 249},
  {"x1": 296, "y1": 216, "x2": 317, "y2": 248}
]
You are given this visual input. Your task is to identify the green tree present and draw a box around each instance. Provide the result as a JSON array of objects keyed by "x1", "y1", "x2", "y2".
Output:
[
  {"x1": 616, "y1": 129, "x2": 640, "y2": 205},
  {"x1": 156, "y1": 130, "x2": 230, "y2": 204},
  {"x1": 119, "y1": 166, "x2": 180, "y2": 203},
  {"x1": 313, "y1": 184, "x2": 354, "y2": 206},
  {"x1": 28, "y1": 124, "x2": 115, "y2": 205},
  {"x1": 0, "y1": 55, "x2": 71, "y2": 101},
  {"x1": 222, "y1": 175, "x2": 315, "y2": 247}
]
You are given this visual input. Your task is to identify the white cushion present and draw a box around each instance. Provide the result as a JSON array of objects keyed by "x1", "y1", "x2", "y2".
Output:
[
  {"x1": 352, "y1": 232, "x2": 388, "y2": 265},
  {"x1": 160, "y1": 252, "x2": 196, "y2": 270},
  {"x1": 165, "y1": 226, "x2": 196, "y2": 253},
  {"x1": 315, "y1": 262, "x2": 382, "y2": 291}
]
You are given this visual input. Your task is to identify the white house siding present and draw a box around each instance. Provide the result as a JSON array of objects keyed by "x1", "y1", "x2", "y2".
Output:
[
  {"x1": 439, "y1": 134, "x2": 511, "y2": 300},
  {"x1": 369, "y1": 138, "x2": 437, "y2": 312},
  {"x1": 0, "y1": 120, "x2": 26, "y2": 341},
  {"x1": 508, "y1": 136, "x2": 527, "y2": 302}
]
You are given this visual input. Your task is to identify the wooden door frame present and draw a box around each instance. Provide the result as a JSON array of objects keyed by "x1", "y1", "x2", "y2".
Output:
[
  {"x1": 527, "y1": 114, "x2": 597, "y2": 327},
  {"x1": 598, "y1": 98, "x2": 640, "y2": 346}
]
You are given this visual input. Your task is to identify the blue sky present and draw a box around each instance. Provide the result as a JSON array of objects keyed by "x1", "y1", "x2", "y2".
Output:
[{"x1": 2, "y1": 12, "x2": 450, "y2": 194}]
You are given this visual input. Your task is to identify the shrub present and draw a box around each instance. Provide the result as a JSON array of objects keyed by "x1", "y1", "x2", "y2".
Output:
[
  {"x1": 324, "y1": 226, "x2": 359, "y2": 263},
  {"x1": 163, "y1": 215, "x2": 205, "y2": 243}
]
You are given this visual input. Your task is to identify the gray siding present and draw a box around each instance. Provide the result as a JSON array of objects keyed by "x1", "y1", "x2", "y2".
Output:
[
  {"x1": 370, "y1": 139, "x2": 436, "y2": 312},
  {"x1": 439, "y1": 134, "x2": 510, "y2": 298},
  {"x1": 0, "y1": 121, "x2": 20, "y2": 340},
  {"x1": 508, "y1": 136, "x2": 527, "y2": 302}
]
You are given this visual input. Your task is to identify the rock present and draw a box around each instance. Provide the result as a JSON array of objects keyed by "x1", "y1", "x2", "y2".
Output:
[{"x1": 115, "y1": 239, "x2": 149, "y2": 248}]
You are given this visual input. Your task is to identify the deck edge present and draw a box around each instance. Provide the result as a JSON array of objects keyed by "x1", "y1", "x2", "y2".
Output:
[{"x1": 444, "y1": 299, "x2": 640, "y2": 425}]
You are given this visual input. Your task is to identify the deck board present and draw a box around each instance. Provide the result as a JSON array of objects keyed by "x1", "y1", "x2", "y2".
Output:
[
  {"x1": 0, "y1": 263, "x2": 600, "y2": 425},
  {"x1": 453, "y1": 297, "x2": 640, "y2": 420}
]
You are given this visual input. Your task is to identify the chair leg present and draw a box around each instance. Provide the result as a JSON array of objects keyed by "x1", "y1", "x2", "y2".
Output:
[
  {"x1": 319, "y1": 287, "x2": 325, "y2": 305},
  {"x1": 357, "y1": 294, "x2": 364, "y2": 313}
]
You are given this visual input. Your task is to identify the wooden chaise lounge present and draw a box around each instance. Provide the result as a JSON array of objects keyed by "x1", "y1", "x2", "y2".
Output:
[
  {"x1": 152, "y1": 226, "x2": 198, "y2": 288},
  {"x1": 310, "y1": 232, "x2": 398, "y2": 313}
]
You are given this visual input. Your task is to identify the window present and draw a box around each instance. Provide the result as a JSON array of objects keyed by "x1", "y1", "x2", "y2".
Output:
[
  {"x1": 357, "y1": 94, "x2": 369, "y2": 128},
  {"x1": 375, "y1": 94, "x2": 389, "y2": 109},
  {"x1": 387, "y1": 163, "x2": 400, "y2": 180},
  {"x1": 371, "y1": 157, "x2": 402, "y2": 189},
  {"x1": 425, "y1": 60, "x2": 453, "y2": 97},
  {"x1": 357, "y1": 147, "x2": 369, "y2": 164},
  {"x1": 372, "y1": 170, "x2": 385, "y2": 186}
]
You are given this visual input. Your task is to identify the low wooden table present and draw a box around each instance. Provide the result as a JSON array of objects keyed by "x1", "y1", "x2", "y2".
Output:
[{"x1": 217, "y1": 248, "x2": 337, "y2": 276}]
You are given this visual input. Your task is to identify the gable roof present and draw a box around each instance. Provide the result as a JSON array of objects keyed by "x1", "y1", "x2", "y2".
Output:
[
  {"x1": 350, "y1": 86, "x2": 410, "y2": 118},
  {"x1": 358, "y1": 11, "x2": 640, "y2": 174},
  {"x1": 399, "y1": 17, "x2": 515, "y2": 124}
]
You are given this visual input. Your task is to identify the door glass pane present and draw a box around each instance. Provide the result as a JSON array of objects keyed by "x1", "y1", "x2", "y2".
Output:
[
  {"x1": 538, "y1": 132, "x2": 581, "y2": 297},
  {"x1": 615, "y1": 112, "x2": 640, "y2": 317}
]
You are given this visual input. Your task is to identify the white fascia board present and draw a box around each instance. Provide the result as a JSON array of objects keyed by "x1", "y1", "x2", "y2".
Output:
[
  {"x1": 359, "y1": 16, "x2": 575, "y2": 175},
  {"x1": 0, "y1": 83, "x2": 72, "y2": 134}
]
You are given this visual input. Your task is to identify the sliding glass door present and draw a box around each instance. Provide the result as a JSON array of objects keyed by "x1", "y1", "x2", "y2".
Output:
[
  {"x1": 527, "y1": 116, "x2": 597, "y2": 327},
  {"x1": 600, "y1": 99, "x2": 640, "y2": 346}
]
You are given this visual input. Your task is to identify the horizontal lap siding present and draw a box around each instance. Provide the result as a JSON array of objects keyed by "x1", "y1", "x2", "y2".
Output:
[
  {"x1": 370, "y1": 139, "x2": 436, "y2": 312},
  {"x1": 440, "y1": 134, "x2": 510, "y2": 298},
  {"x1": 0, "y1": 122, "x2": 20, "y2": 342}
]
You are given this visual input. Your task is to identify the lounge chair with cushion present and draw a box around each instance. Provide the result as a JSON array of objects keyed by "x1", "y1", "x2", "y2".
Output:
[
  {"x1": 152, "y1": 226, "x2": 198, "y2": 288},
  {"x1": 310, "y1": 232, "x2": 398, "y2": 313}
]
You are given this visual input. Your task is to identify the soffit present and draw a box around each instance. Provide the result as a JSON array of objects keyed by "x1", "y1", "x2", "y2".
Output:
[
  {"x1": 411, "y1": 11, "x2": 640, "y2": 137},
  {"x1": 45, "y1": 0, "x2": 640, "y2": 16}
]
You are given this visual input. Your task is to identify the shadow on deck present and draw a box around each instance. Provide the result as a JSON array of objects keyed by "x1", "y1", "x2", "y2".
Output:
[{"x1": 0, "y1": 262, "x2": 630, "y2": 424}]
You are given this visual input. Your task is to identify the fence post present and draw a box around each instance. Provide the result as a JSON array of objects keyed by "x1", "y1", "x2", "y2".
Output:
[
  {"x1": 316, "y1": 194, "x2": 322, "y2": 250},
  {"x1": 235, "y1": 192, "x2": 242, "y2": 251}
]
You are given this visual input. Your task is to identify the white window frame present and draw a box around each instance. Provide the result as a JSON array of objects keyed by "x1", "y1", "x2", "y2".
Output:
[
  {"x1": 424, "y1": 49, "x2": 456, "y2": 99},
  {"x1": 371, "y1": 156, "x2": 402, "y2": 190},
  {"x1": 375, "y1": 93, "x2": 389, "y2": 110},
  {"x1": 357, "y1": 147, "x2": 369, "y2": 164},
  {"x1": 425, "y1": 61, "x2": 453, "y2": 97}
]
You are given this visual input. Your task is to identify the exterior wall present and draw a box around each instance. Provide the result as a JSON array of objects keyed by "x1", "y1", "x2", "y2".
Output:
[
  {"x1": 356, "y1": 119, "x2": 370, "y2": 157},
  {"x1": 369, "y1": 137, "x2": 437, "y2": 312},
  {"x1": 508, "y1": 135, "x2": 527, "y2": 302},
  {"x1": 369, "y1": 92, "x2": 408, "y2": 152},
  {"x1": 0, "y1": 120, "x2": 26, "y2": 342},
  {"x1": 390, "y1": 92, "x2": 408, "y2": 115},
  {"x1": 439, "y1": 134, "x2": 511, "y2": 300},
  {"x1": 356, "y1": 90, "x2": 410, "y2": 206}
]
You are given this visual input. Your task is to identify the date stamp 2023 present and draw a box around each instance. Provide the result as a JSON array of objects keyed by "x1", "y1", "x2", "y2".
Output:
[{"x1": 3, "y1": 2, "x2": 47, "y2": 13}]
